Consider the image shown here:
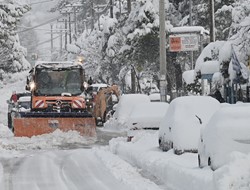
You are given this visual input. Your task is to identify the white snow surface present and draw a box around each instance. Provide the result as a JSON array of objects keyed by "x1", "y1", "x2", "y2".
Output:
[
  {"x1": 170, "y1": 26, "x2": 209, "y2": 35},
  {"x1": 159, "y1": 96, "x2": 221, "y2": 152},
  {"x1": 182, "y1": 69, "x2": 195, "y2": 84},
  {"x1": 125, "y1": 102, "x2": 169, "y2": 129},
  {"x1": 202, "y1": 104, "x2": 250, "y2": 170},
  {"x1": 200, "y1": 60, "x2": 220, "y2": 75},
  {"x1": 0, "y1": 72, "x2": 250, "y2": 190},
  {"x1": 111, "y1": 94, "x2": 151, "y2": 127}
]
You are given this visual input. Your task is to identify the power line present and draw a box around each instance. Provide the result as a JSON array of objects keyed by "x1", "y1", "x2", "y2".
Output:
[
  {"x1": 31, "y1": 35, "x2": 61, "y2": 48},
  {"x1": 29, "y1": 0, "x2": 54, "y2": 5},
  {"x1": 17, "y1": 15, "x2": 63, "y2": 33},
  {"x1": 17, "y1": 25, "x2": 67, "y2": 32}
]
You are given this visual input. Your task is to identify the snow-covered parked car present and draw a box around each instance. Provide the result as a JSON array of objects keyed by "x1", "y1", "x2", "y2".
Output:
[
  {"x1": 198, "y1": 103, "x2": 250, "y2": 170},
  {"x1": 149, "y1": 93, "x2": 161, "y2": 102},
  {"x1": 126, "y1": 102, "x2": 169, "y2": 141},
  {"x1": 7, "y1": 91, "x2": 31, "y2": 132},
  {"x1": 114, "y1": 94, "x2": 151, "y2": 124},
  {"x1": 104, "y1": 94, "x2": 151, "y2": 130},
  {"x1": 159, "y1": 96, "x2": 221, "y2": 154},
  {"x1": 149, "y1": 93, "x2": 170, "y2": 102},
  {"x1": 90, "y1": 83, "x2": 109, "y2": 93}
]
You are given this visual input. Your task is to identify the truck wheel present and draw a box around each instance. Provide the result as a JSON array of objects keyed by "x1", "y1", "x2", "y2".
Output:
[
  {"x1": 8, "y1": 112, "x2": 15, "y2": 133},
  {"x1": 102, "y1": 111, "x2": 107, "y2": 123},
  {"x1": 198, "y1": 154, "x2": 201, "y2": 168},
  {"x1": 7, "y1": 113, "x2": 12, "y2": 129}
]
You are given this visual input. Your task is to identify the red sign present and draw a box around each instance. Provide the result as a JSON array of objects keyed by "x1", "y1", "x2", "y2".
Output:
[
  {"x1": 169, "y1": 34, "x2": 199, "y2": 52},
  {"x1": 169, "y1": 37, "x2": 181, "y2": 52}
]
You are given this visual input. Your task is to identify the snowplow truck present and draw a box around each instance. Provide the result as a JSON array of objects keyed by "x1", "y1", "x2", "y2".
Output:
[{"x1": 13, "y1": 61, "x2": 96, "y2": 137}]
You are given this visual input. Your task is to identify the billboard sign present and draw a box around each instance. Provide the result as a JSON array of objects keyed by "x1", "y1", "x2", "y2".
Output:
[{"x1": 169, "y1": 34, "x2": 199, "y2": 52}]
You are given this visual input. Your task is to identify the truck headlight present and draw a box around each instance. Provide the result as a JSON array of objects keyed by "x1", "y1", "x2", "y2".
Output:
[{"x1": 30, "y1": 81, "x2": 36, "y2": 90}]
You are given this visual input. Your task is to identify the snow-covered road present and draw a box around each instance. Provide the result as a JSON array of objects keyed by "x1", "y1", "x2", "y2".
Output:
[
  {"x1": 0, "y1": 73, "x2": 162, "y2": 190},
  {"x1": 0, "y1": 149, "x2": 133, "y2": 190},
  {"x1": 1, "y1": 72, "x2": 249, "y2": 190}
]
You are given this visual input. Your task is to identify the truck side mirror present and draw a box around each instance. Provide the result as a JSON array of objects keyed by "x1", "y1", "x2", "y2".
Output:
[
  {"x1": 25, "y1": 85, "x2": 30, "y2": 91},
  {"x1": 25, "y1": 77, "x2": 30, "y2": 91},
  {"x1": 26, "y1": 76, "x2": 29, "y2": 84}
]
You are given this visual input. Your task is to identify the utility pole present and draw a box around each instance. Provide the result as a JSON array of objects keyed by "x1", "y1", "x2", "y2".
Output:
[
  {"x1": 91, "y1": 0, "x2": 95, "y2": 31},
  {"x1": 189, "y1": 0, "x2": 194, "y2": 69},
  {"x1": 159, "y1": 0, "x2": 167, "y2": 102},
  {"x1": 209, "y1": 0, "x2": 215, "y2": 42},
  {"x1": 64, "y1": 19, "x2": 67, "y2": 50},
  {"x1": 60, "y1": 25, "x2": 63, "y2": 57},
  {"x1": 127, "y1": 0, "x2": 131, "y2": 13},
  {"x1": 189, "y1": 0, "x2": 192, "y2": 26},
  {"x1": 73, "y1": 6, "x2": 77, "y2": 35},
  {"x1": 119, "y1": 0, "x2": 121, "y2": 15},
  {"x1": 50, "y1": 24, "x2": 53, "y2": 60},
  {"x1": 68, "y1": 13, "x2": 72, "y2": 44},
  {"x1": 110, "y1": 0, "x2": 114, "y2": 18}
]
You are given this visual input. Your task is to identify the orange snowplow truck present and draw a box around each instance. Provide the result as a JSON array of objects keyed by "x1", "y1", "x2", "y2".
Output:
[{"x1": 13, "y1": 61, "x2": 96, "y2": 137}]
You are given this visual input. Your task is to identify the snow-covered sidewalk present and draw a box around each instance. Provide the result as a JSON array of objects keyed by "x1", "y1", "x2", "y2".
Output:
[{"x1": 104, "y1": 130, "x2": 250, "y2": 190}]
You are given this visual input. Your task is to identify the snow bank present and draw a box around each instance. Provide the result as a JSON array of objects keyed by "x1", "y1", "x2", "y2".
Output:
[
  {"x1": 107, "y1": 130, "x2": 250, "y2": 190},
  {"x1": 94, "y1": 147, "x2": 161, "y2": 190},
  {"x1": 0, "y1": 124, "x2": 96, "y2": 151},
  {"x1": 108, "y1": 132, "x2": 214, "y2": 190},
  {"x1": 214, "y1": 152, "x2": 250, "y2": 190}
]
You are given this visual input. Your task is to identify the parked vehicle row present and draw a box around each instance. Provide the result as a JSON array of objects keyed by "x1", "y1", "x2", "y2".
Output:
[
  {"x1": 158, "y1": 95, "x2": 250, "y2": 170},
  {"x1": 198, "y1": 103, "x2": 250, "y2": 170},
  {"x1": 158, "y1": 96, "x2": 221, "y2": 154},
  {"x1": 108, "y1": 93, "x2": 169, "y2": 141},
  {"x1": 126, "y1": 102, "x2": 169, "y2": 141}
]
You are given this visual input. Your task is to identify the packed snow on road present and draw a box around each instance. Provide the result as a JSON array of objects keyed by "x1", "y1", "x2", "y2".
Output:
[{"x1": 0, "y1": 72, "x2": 249, "y2": 190}]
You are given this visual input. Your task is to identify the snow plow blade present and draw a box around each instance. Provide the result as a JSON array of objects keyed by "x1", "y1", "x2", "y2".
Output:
[{"x1": 13, "y1": 112, "x2": 96, "y2": 137}]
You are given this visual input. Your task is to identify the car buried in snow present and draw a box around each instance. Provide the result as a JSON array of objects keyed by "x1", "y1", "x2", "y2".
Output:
[
  {"x1": 7, "y1": 91, "x2": 31, "y2": 132},
  {"x1": 158, "y1": 96, "x2": 221, "y2": 155},
  {"x1": 126, "y1": 102, "x2": 169, "y2": 141},
  {"x1": 198, "y1": 103, "x2": 250, "y2": 170},
  {"x1": 112, "y1": 94, "x2": 151, "y2": 128}
]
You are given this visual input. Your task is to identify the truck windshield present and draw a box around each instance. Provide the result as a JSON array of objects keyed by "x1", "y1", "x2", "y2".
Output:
[{"x1": 35, "y1": 68, "x2": 83, "y2": 96}]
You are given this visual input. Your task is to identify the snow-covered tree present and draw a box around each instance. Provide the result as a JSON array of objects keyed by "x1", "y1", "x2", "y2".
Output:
[{"x1": 0, "y1": 1, "x2": 30, "y2": 73}]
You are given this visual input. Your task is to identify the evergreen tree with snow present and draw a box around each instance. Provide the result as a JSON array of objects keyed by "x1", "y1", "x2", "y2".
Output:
[{"x1": 0, "y1": 1, "x2": 30, "y2": 73}]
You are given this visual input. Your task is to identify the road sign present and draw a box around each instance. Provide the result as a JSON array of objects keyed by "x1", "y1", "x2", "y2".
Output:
[{"x1": 169, "y1": 34, "x2": 199, "y2": 52}]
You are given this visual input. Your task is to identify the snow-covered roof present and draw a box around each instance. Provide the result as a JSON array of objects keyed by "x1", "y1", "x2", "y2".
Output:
[
  {"x1": 170, "y1": 26, "x2": 209, "y2": 35},
  {"x1": 195, "y1": 41, "x2": 226, "y2": 72},
  {"x1": 149, "y1": 93, "x2": 160, "y2": 101},
  {"x1": 159, "y1": 96, "x2": 221, "y2": 151},
  {"x1": 113, "y1": 94, "x2": 151, "y2": 125},
  {"x1": 91, "y1": 83, "x2": 109, "y2": 88},
  {"x1": 34, "y1": 61, "x2": 78, "y2": 68},
  {"x1": 200, "y1": 60, "x2": 220, "y2": 75},
  {"x1": 126, "y1": 102, "x2": 169, "y2": 129}
]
